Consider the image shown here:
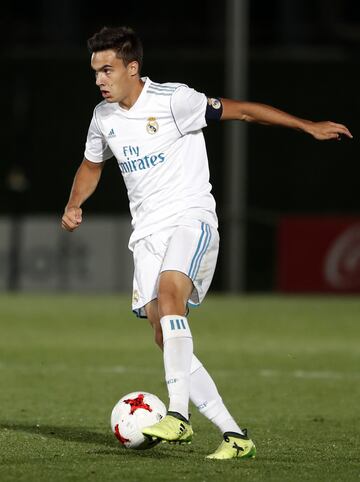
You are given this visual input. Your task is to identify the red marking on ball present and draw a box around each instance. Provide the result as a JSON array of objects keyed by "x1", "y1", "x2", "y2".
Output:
[
  {"x1": 124, "y1": 393, "x2": 152, "y2": 414},
  {"x1": 114, "y1": 424, "x2": 130, "y2": 445}
]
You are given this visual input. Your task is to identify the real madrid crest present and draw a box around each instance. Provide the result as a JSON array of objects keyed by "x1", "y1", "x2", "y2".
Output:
[
  {"x1": 208, "y1": 98, "x2": 221, "y2": 109},
  {"x1": 132, "y1": 290, "x2": 139, "y2": 303},
  {"x1": 146, "y1": 117, "x2": 159, "y2": 134}
]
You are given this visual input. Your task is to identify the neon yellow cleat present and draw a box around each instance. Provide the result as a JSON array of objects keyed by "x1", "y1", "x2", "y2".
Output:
[
  {"x1": 206, "y1": 430, "x2": 256, "y2": 460},
  {"x1": 142, "y1": 412, "x2": 193, "y2": 444}
]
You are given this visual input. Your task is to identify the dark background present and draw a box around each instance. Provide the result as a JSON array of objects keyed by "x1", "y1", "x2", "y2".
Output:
[{"x1": 1, "y1": 0, "x2": 359, "y2": 291}]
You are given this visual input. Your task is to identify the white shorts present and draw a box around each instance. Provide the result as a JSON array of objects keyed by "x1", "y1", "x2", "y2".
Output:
[{"x1": 132, "y1": 220, "x2": 219, "y2": 317}]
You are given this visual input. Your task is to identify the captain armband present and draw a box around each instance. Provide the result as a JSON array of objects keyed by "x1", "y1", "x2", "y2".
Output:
[{"x1": 205, "y1": 97, "x2": 223, "y2": 120}]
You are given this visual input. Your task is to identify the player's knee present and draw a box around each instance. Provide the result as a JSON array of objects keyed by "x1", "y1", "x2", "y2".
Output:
[
  {"x1": 158, "y1": 271, "x2": 192, "y2": 316},
  {"x1": 157, "y1": 287, "x2": 185, "y2": 316}
]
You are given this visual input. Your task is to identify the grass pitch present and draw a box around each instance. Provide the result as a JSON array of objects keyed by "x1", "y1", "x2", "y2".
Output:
[{"x1": 0, "y1": 294, "x2": 359, "y2": 482}]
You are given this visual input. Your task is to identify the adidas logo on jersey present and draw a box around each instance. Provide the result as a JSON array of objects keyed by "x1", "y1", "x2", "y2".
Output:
[{"x1": 107, "y1": 128, "x2": 116, "y2": 138}]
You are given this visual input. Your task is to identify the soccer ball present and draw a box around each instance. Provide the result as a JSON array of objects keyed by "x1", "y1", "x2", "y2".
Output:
[{"x1": 111, "y1": 391, "x2": 166, "y2": 450}]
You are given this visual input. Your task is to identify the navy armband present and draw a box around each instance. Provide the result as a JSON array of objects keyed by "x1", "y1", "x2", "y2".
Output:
[{"x1": 205, "y1": 97, "x2": 223, "y2": 120}]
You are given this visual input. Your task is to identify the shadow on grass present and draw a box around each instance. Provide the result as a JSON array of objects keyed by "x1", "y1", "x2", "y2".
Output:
[
  {"x1": 1, "y1": 421, "x2": 116, "y2": 446},
  {"x1": 0, "y1": 422, "x2": 184, "y2": 459}
]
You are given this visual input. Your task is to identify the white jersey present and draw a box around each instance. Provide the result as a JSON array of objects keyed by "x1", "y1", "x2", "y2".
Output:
[{"x1": 84, "y1": 77, "x2": 218, "y2": 249}]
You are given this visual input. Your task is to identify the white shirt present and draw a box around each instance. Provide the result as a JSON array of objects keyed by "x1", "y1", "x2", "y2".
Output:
[{"x1": 85, "y1": 77, "x2": 218, "y2": 249}]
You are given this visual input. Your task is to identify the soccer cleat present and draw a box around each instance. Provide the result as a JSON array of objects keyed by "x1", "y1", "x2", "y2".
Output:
[
  {"x1": 141, "y1": 412, "x2": 193, "y2": 444},
  {"x1": 206, "y1": 429, "x2": 256, "y2": 460}
]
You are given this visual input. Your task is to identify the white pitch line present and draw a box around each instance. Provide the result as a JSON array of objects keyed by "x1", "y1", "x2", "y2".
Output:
[
  {"x1": 259, "y1": 368, "x2": 360, "y2": 380},
  {"x1": 1, "y1": 363, "x2": 358, "y2": 380},
  {"x1": 0, "y1": 362, "x2": 161, "y2": 375}
]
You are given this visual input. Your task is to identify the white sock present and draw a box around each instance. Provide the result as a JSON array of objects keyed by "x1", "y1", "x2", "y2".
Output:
[
  {"x1": 190, "y1": 354, "x2": 244, "y2": 435},
  {"x1": 160, "y1": 315, "x2": 193, "y2": 420}
]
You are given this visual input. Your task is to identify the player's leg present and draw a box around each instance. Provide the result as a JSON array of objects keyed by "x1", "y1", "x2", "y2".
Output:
[
  {"x1": 142, "y1": 223, "x2": 218, "y2": 443},
  {"x1": 132, "y1": 230, "x2": 193, "y2": 425},
  {"x1": 146, "y1": 272, "x2": 194, "y2": 421},
  {"x1": 146, "y1": 299, "x2": 253, "y2": 453},
  {"x1": 158, "y1": 270, "x2": 193, "y2": 419},
  {"x1": 142, "y1": 270, "x2": 194, "y2": 443},
  {"x1": 142, "y1": 223, "x2": 206, "y2": 443},
  {"x1": 145, "y1": 303, "x2": 255, "y2": 457},
  {"x1": 139, "y1": 222, "x2": 255, "y2": 456},
  {"x1": 131, "y1": 232, "x2": 193, "y2": 443}
]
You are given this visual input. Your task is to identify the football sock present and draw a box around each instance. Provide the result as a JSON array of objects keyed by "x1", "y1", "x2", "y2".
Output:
[
  {"x1": 190, "y1": 355, "x2": 244, "y2": 435},
  {"x1": 160, "y1": 315, "x2": 193, "y2": 420}
]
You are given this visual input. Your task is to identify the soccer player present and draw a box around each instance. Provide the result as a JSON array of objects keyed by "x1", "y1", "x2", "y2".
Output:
[{"x1": 61, "y1": 26, "x2": 352, "y2": 460}]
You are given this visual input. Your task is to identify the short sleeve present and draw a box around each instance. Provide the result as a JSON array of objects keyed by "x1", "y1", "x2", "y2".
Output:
[
  {"x1": 84, "y1": 112, "x2": 113, "y2": 163},
  {"x1": 170, "y1": 85, "x2": 208, "y2": 135}
]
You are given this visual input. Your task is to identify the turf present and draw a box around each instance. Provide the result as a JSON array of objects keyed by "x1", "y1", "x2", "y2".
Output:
[{"x1": 0, "y1": 294, "x2": 359, "y2": 481}]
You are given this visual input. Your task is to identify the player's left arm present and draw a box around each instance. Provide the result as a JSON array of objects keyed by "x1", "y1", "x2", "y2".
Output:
[{"x1": 219, "y1": 98, "x2": 353, "y2": 141}]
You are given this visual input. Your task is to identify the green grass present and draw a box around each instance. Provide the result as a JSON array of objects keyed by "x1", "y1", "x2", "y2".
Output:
[{"x1": 0, "y1": 294, "x2": 359, "y2": 481}]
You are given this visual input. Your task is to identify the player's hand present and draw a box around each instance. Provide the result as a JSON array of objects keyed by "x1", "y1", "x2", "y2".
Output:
[
  {"x1": 306, "y1": 121, "x2": 353, "y2": 141},
  {"x1": 62, "y1": 206, "x2": 83, "y2": 232}
]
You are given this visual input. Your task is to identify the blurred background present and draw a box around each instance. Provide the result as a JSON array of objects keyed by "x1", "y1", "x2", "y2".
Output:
[{"x1": 1, "y1": 0, "x2": 359, "y2": 294}]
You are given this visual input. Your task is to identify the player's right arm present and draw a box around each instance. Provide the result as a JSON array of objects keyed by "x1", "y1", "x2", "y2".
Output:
[{"x1": 62, "y1": 158, "x2": 105, "y2": 232}]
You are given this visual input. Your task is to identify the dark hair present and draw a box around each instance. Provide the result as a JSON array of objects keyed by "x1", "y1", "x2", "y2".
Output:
[{"x1": 87, "y1": 26, "x2": 143, "y2": 71}]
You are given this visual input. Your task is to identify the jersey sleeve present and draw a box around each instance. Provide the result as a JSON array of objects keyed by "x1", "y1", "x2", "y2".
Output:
[
  {"x1": 84, "y1": 113, "x2": 113, "y2": 163},
  {"x1": 170, "y1": 85, "x2": 208, "y2": 135}
]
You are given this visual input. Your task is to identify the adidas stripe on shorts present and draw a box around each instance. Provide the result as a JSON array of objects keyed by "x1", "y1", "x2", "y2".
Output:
[{"x1": 132, "y1": 220, "x2": 219, "y2": 317}]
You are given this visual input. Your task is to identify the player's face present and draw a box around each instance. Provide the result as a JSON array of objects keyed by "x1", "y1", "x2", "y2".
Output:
[{"x1": 91, "y1": 50, "x2": 138, "y2": 106}]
